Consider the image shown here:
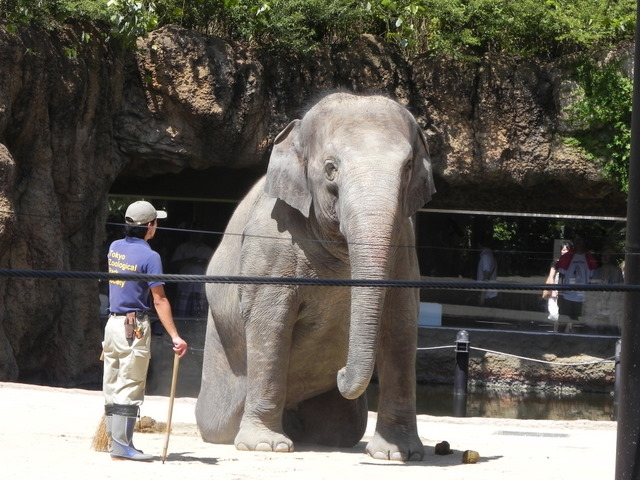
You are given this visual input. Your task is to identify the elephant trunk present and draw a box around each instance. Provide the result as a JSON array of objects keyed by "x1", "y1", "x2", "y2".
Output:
[{"x1": 337, "y1": 196, "x2": 397, "y2": 400}]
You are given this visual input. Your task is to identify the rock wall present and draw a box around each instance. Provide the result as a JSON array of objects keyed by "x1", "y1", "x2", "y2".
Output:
[
  {"x1": 0, "y1": 21, "x2": 627, "y2": 385},
  {"x1": 0, "y1": 22, "x2": 128, "y2": 384}
]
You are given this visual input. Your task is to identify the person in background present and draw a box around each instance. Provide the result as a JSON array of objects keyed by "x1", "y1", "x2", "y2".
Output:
[
  {"x1": 593, "y1": 248, "x2": 624, "y2": 285},
  {"x1": 104, "y1": 200, "x2": 188, "y2": 461},
  {"x1": 477, "y1": 237, "x2": 498, "y2": 306},
  {"x1": 552, "y1": 235, "x2": 598, "y2": 333},
  {"x1": 170, "y1": 224, "x2": 213, "y2": 318},
  {"x1": 545, "y1": 240, "x2": 573, "y2": 332},
  {"x1": 591, "y1": 247, "x2": 624, "y2": 334}
]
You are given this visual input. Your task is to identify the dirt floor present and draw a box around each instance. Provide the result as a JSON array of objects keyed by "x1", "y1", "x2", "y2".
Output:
[{"x1": 0, "y1": 381, "x2": 617, "y2": 480}]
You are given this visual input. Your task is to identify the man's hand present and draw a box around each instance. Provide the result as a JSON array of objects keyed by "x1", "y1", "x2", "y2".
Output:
[{"x1": 172, "y1": 336, "x2": 188, "y2": 358}]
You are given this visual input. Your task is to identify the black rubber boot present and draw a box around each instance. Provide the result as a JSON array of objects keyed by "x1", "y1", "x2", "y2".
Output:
[{"x1": 110, "y1": 404, "x2": 153, "y2": 462}]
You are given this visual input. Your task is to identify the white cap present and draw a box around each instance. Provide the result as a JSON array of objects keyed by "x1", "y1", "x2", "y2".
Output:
[{"x1": 124, "y1": 200, "x2": 167, "y2": 225}]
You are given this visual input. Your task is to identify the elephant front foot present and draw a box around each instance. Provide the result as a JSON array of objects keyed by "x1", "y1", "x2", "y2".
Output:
[
  {"x1": 234, "y1": 425, "x2": 294, "y2": 453},
  {"x1": 366, "y1": 432, "x2": 425, "y2": 462}
]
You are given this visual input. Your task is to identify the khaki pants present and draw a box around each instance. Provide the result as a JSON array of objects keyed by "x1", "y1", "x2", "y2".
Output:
[{"x1": 102, "y1": 314, "x2": 151, "y2": 406}]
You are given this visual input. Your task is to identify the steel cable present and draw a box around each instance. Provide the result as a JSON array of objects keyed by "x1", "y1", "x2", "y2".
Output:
[
  {"x1": 468, "y1": 346, "x2": 615, "y2": 366},
  {"x1": 0, "y1": 269, "x2": 639, "y2": 292}
]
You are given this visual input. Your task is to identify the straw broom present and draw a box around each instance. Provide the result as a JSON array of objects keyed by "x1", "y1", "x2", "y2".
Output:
[
  {"x1": 92, "y1": 348, "x2": 110, "y2": 452},
  {"x1": 91, "y1": 414, "x2": 110, "y2": 452}
]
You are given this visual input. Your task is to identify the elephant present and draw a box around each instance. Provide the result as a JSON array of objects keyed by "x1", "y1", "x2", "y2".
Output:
[{"x1": 195, "y1": 91, "x2": 435, "y2": 461}]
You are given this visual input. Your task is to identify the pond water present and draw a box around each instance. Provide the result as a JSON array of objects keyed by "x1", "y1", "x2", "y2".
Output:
[{"x1": 367, "y1": 383, "x2": 616, "y2": 421}]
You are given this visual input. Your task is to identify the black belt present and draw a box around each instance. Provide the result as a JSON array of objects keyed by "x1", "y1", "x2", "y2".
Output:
[{"x1": 110, "y1": 311, "x2": 149, "y2": 318}]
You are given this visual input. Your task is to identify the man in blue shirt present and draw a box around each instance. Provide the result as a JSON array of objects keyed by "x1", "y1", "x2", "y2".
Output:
[{"x1": 104, "y1": 200, "x2": 188, "y2": 461}]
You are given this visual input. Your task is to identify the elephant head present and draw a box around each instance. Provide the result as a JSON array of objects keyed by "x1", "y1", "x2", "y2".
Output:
[{"x1": 264, "y1": 92, "x2": 435, "y2": 399}]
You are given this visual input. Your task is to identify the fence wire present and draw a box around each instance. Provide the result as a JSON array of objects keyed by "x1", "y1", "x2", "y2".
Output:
[
  {"x1": 467, "y1": 347, "x2": 615, "y2": 366},
  {"x1": 179, "y1": 342, "x2": 615, "y2": 367},
  {"x1": 0, "y1": 268, "x2": 639, "y2": 292},
  {"x1": 415, "y1": 345, "x2": 614, "y2": 366}
]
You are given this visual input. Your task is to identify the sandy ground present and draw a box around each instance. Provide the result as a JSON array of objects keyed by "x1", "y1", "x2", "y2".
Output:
[{"x1": 0, "y1": 381, "x2": 617, "y2": 480}]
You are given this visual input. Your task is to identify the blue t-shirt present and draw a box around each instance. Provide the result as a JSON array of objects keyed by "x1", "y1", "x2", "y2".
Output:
[{"x1": 107, "y1": 237, "x2": 165, "y2": 313}]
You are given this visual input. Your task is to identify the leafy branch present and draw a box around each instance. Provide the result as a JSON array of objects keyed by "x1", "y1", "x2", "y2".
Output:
[{"x1": 565, "y1": 59, "x2": 633, "y2": 193}]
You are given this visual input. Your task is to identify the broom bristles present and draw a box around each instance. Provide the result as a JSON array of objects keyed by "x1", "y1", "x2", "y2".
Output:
[{"x1": 91, "y1": 414, "x2": 111, "y2": 452}]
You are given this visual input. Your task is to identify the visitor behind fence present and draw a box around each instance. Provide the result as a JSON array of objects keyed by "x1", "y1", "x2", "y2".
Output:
[
  {"x1": 170, "y1": 224, "x2": 213, "y2": 318},
  {"x1": 553, "y1": 235, "x2": 598, "y2": 333},
  {"x1": 589, "y1": 247, "x2": 624, "y2": 334},
  {"x1": 476, "y1": 237, "x2": 498, "y2": 306},
  {"x1": 103, "y1": 200, "x2": 188, "y2": 462},
  {"x1": 593, "y1": 248, "x2": 624, "y2": 285},
  {"x1": 544, "y1": 240, "x2": 572, "y2": 332}
]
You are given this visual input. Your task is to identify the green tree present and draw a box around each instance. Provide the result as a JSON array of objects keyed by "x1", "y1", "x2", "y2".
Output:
[
  {"x1": 417, "y1": 0, "x2": 635, "y2": 59},
  {"x1": 224, "y1": 0, "x2": 372, "y2": 53},
  {"x1": 566, "y1": 60, "x2": 633, "y2": 193},
  {"x1": 106, "y1": 0, "x2": 158, "y2": 48},
  {"x1": 1, "y1": 0, "x2": 636, "y2": 58}
]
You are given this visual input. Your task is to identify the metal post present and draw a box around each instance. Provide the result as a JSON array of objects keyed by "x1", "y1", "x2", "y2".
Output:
[
  {"x1": 453, "y1": 330, "x2": 469, "y2": 417},
  {"x1": 614, "y1": 339, "x2": 622, "y2": 421},
  {"x1": 615, "y1": 4, "x2": 640, "y2": 477}
]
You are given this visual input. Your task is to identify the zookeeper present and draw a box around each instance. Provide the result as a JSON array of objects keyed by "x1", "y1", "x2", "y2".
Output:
[{"x1": 103, "y1": 200, "x2": 188, "y2": 461}]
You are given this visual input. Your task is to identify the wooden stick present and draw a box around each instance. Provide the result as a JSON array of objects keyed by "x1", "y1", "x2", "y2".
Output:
[{"x1": 161, "y1": 353, "x2": 180, "y2": 464}]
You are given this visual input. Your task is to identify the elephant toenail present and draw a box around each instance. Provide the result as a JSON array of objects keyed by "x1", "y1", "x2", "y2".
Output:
[{"x1": 372, "y1": 451, "x2": 388, "y2": 460}]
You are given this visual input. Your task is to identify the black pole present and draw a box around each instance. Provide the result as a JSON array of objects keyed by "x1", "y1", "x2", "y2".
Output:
[
  {"x1": 615, "y1": 6, "x2": 640, "y2": 477},
  {"x1": 453, "y1": 330, "x2": 469, "y2": 417},
  {"x1": 614, "y1": 339, "x2": 622, "y2": 421}
]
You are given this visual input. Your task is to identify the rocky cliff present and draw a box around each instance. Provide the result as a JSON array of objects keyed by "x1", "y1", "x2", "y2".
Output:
[{"x1": 0, "y1": 22, "x2": 627, "y2": 385}]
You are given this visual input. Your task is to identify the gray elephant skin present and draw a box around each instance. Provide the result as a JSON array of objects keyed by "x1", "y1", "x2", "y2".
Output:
[{"x1": 195, "y1": 92, "x2": 436, "y2": 461}]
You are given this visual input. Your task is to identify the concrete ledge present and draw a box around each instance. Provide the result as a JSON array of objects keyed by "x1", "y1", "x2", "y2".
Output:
[
  {"x1": 441, "y1": 303, "x2": 563, "y2": 324},
  {"x1": 417, "y1": 327, "x2": 618, "y2": 393}
]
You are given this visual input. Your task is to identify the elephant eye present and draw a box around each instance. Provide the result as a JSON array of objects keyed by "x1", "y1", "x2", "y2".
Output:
[
  {"x1": 324, "y1": 160, "x2": 338, "y2": 181},
  {"x1": 403, "y1": 157, "x2": 414, "y2": 180},
  {"x1": 404, "y1": 157, "x2": 413, "y2": 173}
]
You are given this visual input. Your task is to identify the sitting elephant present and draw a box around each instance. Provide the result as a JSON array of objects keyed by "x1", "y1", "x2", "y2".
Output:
[{"x1": 195, "y1": 91, "x2": 435, "y2": 461}]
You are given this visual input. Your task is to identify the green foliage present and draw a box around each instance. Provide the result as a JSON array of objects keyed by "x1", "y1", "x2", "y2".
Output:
[
  {"x1": 2, "y1": 0, "x2": 61, "y2": 27},
  {"x1": 2, "y1": 0, "x2": 157, "y2": 49},
  {"x1": 59, "y1": 0, "x2": 112, "y2": 21},
  {"x1": 152, "y1": 0, "x2": 233, "y2": 34},
  {"x1": 106, "y1": 0, "x2": 158, "y2": 49},
  {"x1": 2, "y1": 0, "x2": 111, "y2": 27},
  {"x1": 364, "y1": 0, "x2": 426, "y2": 51},
  {"x1": 1, "y1": 0, "x2": 636, "y2": 58},
  {"x1": 492, "y1": 219, "x2": 517, "y2": 242},
  {"x1": 416, "y1": 0, "x2": 636, "y2": 59},
  {"x1": 223, "y1": 0, "x2": 372, "y2": 53},
  {"x1": 565, "y1": 60, "x2": 633, "y2": 193}
]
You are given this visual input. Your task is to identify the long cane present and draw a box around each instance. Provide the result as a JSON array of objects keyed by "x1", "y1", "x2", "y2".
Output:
[{"x1": 162, "y1": 353, "x2": 180, "y2": 463}]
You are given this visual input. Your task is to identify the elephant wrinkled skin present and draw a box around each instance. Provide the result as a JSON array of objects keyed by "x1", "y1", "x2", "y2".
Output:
[{"x1": 195, "y1": 92, "x2": 435, "y2": 461}]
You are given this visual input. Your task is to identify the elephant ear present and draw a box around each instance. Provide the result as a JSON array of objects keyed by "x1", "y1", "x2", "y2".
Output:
[
  {"x1": 264, "y1": 119, "x2": 312, "y2": 217},
  {"x1": 404, "y1": 128, "x2": 436, "y2": 217}
]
